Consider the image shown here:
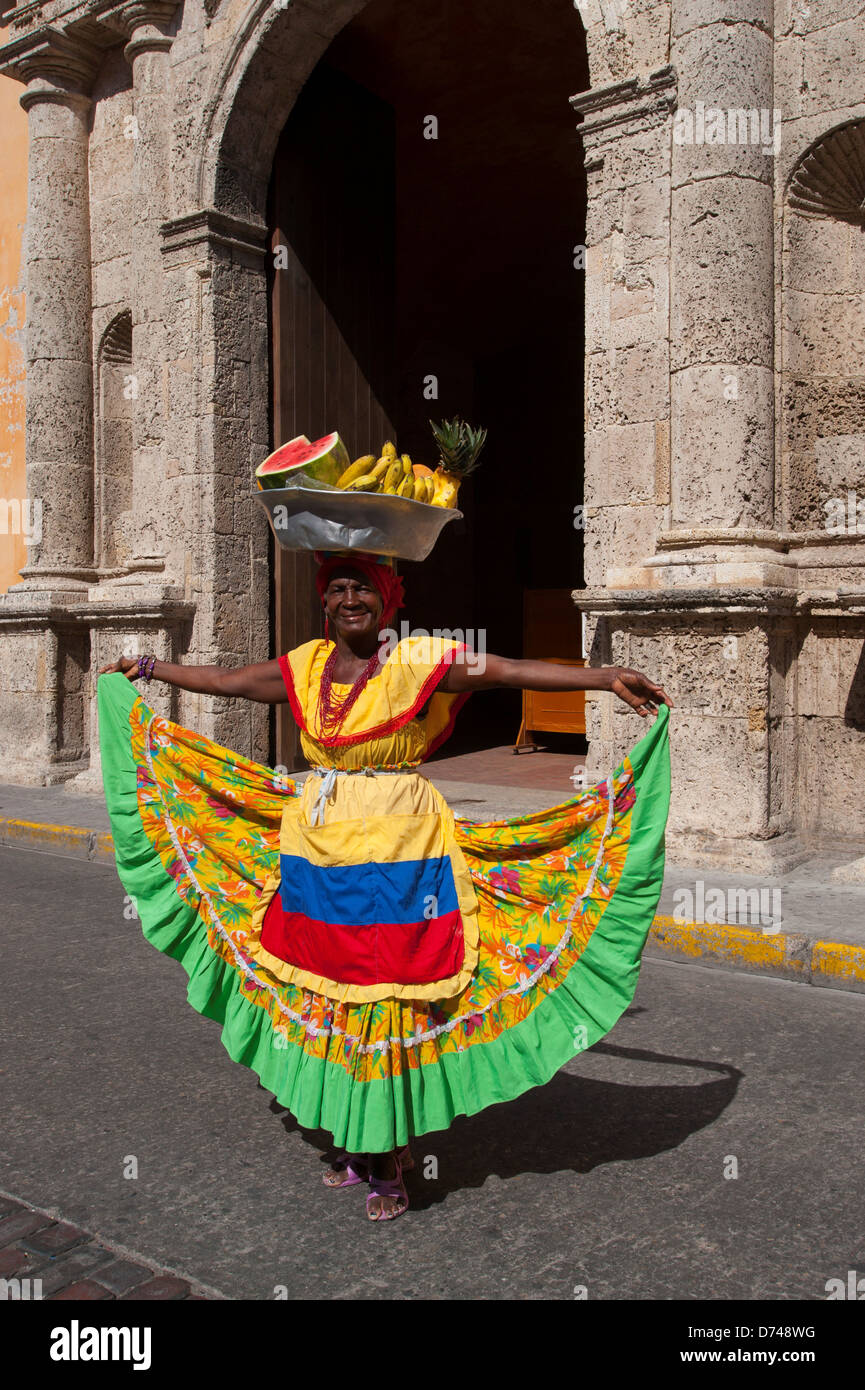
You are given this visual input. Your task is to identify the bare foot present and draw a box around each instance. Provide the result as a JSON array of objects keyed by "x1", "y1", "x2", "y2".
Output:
[
  {"x1": 366, "y1": 1152, "x2": 407, "y2": 1221},
  {"x1": 322, "y1": 1153, "x2": 367, "y2": 1188}
]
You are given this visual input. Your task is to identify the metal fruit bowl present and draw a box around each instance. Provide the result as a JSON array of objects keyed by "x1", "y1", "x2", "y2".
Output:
[{"x1": 252, "y1": 475, "x2": 462, "y2": 562}]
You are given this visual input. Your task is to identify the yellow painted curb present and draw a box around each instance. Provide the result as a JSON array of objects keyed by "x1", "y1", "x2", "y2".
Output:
[
  {"x1": 811, "y1": 938, "x2": 865, "y2": 987},
  {"x1": 0, "y1": 817, "x2": 116, "y2": 864},
  {"x1": 649, "y1": 914, "x2": 806, "y2": 973},
  {"x1": 649, "y1": 914, "x2": 865, "y2": 991}
]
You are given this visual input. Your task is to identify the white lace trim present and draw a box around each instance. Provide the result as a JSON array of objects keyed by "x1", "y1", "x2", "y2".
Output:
[{"x1": 142, "y1": 713, "x2": 618, "y2": 1055}]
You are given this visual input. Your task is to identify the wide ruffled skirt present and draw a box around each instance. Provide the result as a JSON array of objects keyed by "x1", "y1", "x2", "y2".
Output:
[{"x1": 98, "y1": 673, "x2": 670, "y2": 1153}]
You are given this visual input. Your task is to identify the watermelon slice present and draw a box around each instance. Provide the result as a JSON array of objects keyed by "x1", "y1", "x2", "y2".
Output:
[{"x1": 255, "y1": 432, "x2": 350, "y2": 490}]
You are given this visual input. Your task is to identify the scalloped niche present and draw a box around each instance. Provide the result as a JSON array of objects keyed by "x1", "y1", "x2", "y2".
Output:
[
  {"x1": 781, "y1": 120, "x2": 865, "y2": 533},
  {"x1": 789, "y1": 120, "x2": 865, "y2": 227}
]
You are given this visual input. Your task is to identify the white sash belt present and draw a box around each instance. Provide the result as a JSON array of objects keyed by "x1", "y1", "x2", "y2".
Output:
[{"x1": 307, "y1": 764, "x2": 419, "y2": 827}]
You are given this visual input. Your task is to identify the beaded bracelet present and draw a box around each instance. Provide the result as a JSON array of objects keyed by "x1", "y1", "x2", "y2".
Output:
[{"x1": 137, "y1": 654, "x2": 157, "y2": 682}]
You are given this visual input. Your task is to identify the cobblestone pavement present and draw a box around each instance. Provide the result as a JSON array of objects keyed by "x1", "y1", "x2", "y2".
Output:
[{"x1": 0, "y1": 1194, "x2": 221, "y2": 1301}]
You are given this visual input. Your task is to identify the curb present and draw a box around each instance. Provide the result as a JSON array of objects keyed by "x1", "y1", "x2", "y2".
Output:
[
  {"x1": 4, "y1": 816, "x2": 865, "y2": 994},
  {"x1": 0, "y1": 817, "x2": 115, "y2": 865},
  {"x1": 648, "y1": 915, "x2": 865, "y2": 995}
]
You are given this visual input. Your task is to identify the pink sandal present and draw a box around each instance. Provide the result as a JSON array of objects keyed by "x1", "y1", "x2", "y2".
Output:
[
  {"x1": 366, "y1": 1153, "x2": 409, "y2": 1222},
  {"x1": 322, "y1": 1152, "x2": 368, "y2": 1188}
]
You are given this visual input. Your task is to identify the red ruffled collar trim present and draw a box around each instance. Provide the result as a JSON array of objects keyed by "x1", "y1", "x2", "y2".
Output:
[{"x1": 277, "y1": 642, "x2": 467, "y2": 749}]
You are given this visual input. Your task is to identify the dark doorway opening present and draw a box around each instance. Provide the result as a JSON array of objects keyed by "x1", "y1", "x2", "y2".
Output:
[{"x1": 268, "y1": 0, "x2": 588, "y2": 765}]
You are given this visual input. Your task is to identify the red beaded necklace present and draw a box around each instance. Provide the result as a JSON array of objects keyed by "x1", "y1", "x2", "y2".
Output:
[{"x1": 316, "y1": 641, "x2": 385, "y2": 738}]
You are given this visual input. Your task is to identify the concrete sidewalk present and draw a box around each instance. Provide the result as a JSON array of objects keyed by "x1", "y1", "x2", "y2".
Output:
[{"x1": 2, "y1": 779, "x2": 864, "y2": 994}]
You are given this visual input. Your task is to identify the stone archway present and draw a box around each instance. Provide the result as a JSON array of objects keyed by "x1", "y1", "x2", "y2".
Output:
[
  {"x1": 197, "y1": 0, "x2": 370, "y2": 222},
  {"x1": 151, "y1": 3, "x2": 375, "y2": 767},
  {"x1": 193, "y1": 0, "x2": 592, "y2": 767}
]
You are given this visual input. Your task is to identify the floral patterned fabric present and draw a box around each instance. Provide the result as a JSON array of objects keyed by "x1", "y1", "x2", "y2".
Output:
[
  {"x1": 99, "y1": 670, "x2": 670, "y2": 1150},
  {"x1": 130, "y1": 697, "x2": 632, "y2": 1080}
]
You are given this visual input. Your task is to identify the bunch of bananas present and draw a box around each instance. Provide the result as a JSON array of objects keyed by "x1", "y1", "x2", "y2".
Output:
[{"x1": 336, "y1": 441, "x2": 437, "y2": 504}]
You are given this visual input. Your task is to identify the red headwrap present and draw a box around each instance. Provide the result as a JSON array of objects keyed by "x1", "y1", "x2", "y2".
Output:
[{"x1": 314, "y1": 551, "x2": 405, "y2": 632}]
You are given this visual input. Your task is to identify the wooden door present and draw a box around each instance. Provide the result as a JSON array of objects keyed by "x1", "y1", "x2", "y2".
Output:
[{"x1": 269, "y1": 62, "x2": 397, "y2": 767}]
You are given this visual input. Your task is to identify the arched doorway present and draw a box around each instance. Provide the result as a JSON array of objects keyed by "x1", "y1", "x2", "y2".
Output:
[{"x1": 268, "y1": 0, "x2": 588, "y2": 765}]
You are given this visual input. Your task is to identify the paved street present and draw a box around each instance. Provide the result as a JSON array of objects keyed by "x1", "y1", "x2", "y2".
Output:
[{"x1": 2, "y1": 841, "x2": 865, "y2": 1301}]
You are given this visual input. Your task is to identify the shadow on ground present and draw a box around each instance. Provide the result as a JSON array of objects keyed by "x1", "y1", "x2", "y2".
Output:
[{"x1": 269, "y1": 1037, "x2": 742, "y2": 1211}]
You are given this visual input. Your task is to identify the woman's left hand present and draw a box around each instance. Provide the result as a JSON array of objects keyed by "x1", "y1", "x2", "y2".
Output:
[
  {"x1": 98, "y1": 656, "x2": 140, "y2": 680},
  {"x1": 608, "y1": 667, "x2": 672, "y2": 716}
]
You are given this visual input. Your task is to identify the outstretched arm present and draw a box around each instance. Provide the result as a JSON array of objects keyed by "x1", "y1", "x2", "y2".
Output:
[
  {"x1": 98, "y1": 655, "x2": 289, "y2": 705},
  {"x1": 440, "y1": 651, "x2": 672, "y2": 717}
]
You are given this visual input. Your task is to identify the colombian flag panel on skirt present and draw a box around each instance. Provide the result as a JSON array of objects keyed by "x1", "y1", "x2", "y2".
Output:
[
  {"x1": 261, "y1": 852, "x2": 465, "y2": 985},
  {"x1": 267, "y1": 807, "x2": 467, "y2": 985}
]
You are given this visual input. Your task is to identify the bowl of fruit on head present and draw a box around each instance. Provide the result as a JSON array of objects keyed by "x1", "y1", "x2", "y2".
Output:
[{"x1": 253, "y1": 417, "x2": 487, "y2": 563}]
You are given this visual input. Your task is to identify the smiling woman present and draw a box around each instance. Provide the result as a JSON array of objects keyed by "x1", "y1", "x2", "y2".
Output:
[{"x1": 97, "y1": 550, "x2": 672, "y2": 1222}]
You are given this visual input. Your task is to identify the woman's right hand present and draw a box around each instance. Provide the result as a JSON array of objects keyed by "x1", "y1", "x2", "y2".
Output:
[
  {"x1": 98, "y1": 656, "x2": 140, "y2": 681},
  {"x1": 608, "y1": 666, "x2": 672, "y2": 716}
]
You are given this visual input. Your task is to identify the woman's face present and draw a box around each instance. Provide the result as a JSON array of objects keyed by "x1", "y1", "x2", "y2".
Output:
[{"x1": 324, "y1": 569, "x2": 384, "y2": 642}]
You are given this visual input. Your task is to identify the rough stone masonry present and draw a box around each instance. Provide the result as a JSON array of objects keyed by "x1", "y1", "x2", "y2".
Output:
[{"x1": 0, "y1": 0, "x2": 863, "y2": 871}]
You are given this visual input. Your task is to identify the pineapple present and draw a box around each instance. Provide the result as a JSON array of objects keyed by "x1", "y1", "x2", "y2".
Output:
[{"x1": 428, "y1": 416, "x2": 488, "y2": 507}]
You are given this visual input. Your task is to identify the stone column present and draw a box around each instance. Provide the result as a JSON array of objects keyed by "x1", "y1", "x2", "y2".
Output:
[
  {"x1": 160, "y1": 209, "x2": 272, "y2": 764},
  {"x1": 115, "y1": 2, "x2": 179, "y2": 573},
  {"x1": 571, "y1": 25, "x2": 800, "y2": 870},
  {"x1": 668, "y1": 0, "x2": 776, "y2": 536},
  {"x1": 13, "y1": 52, "x2": 99, "y2": 591}
]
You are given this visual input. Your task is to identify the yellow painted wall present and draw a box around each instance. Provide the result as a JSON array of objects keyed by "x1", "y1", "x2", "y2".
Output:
[{"x1": 0, "y1": 63, "x2": 28, "y2": 591}]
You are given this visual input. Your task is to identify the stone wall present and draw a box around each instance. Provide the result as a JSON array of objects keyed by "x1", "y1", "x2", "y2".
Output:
[
  {"x1": 573, "y1": 0, "x2": 865, "y2": 867},
  {"x1": 0, "y1": 0, "x2": 862, "y2": 868}
]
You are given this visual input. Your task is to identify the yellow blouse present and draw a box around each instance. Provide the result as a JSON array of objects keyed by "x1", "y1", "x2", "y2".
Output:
[{"x1": 278, "y1": 634, "x2": 468, "y2": 769}]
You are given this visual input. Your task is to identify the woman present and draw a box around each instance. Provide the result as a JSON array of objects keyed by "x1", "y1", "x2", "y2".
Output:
[{"x1": 98, "y1": 552, "x2": 671, "y2": 1221}]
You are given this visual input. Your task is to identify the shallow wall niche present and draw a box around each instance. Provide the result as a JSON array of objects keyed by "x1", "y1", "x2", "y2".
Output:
[
  {"x1": 56, "y1": 627, "x2": 90, "y2": 766},
  {"x1": 782, "y1": 119, "x2": 865, "y2": 535},
  {"x1": 95, "y1": 311, "x2": 134, "y2": 572}
]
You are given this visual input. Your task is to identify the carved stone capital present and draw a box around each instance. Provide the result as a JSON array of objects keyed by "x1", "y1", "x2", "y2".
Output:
[
  {"x1": 0, "y1": 26, "x2": 103, "y2": 99},
  {"x1": 113, "y1": 2, "x2": 180, "y2": 61}
]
